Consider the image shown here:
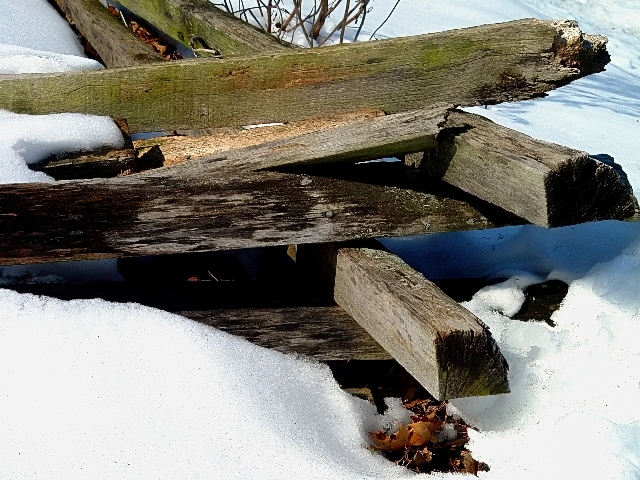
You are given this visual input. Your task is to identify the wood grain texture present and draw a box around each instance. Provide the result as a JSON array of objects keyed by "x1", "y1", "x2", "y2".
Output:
[
  {"x1": 5, "y1": 280, "x2": 390, "y2": 360},
  {"x1": 297, "y1": 243, "x2": 509, "y2": 399},
  {"x1": 0, "y1": 19, "x2": 608, "y2": 133},
  {"x1": 0, "y1": 159, "x2": 519, "y2": 265},
  {"x1": 408, "y1": 110, "x2": 637, "y2": 227},
  {"x1": 115, "y1": 0, "x2": 291, "y2": 57},
  {"x1": 51, "y1": 0, "x2": 165, "y2": 67}
]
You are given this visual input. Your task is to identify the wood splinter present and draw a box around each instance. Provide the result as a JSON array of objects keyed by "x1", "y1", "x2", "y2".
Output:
[{"x1": 297, "y1": 243, "x2": 510, "y2": 400}]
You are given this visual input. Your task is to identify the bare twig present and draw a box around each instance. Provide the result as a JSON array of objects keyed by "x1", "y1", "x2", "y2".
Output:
[{"x1": 368, "y1": 0, "x2": 400, "y2": 40}]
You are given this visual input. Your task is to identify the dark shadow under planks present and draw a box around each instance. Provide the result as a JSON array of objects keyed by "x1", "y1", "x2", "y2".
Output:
[{"x1": 6, "y1": 281, "x2": 390, "y2": 361}]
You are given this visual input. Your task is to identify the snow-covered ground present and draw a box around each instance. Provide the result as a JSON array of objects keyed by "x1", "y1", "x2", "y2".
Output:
[{"x1": 1, "y1": 0, "x2": 640, "y2": 478}]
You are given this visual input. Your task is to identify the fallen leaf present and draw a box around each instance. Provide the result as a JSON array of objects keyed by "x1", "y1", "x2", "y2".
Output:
[{"x1": 370, "y1": 422, "x2": 410, "y2": 451}]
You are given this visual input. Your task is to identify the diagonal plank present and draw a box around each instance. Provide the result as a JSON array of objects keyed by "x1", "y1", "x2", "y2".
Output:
[
  {"x1": 50, "y1": 0, "x2": 165, "y2": 67},
  {"x1": 0, "y1": 19, "x2": 608, "y2": 132},
  {"x1": 115, "y1": 0, "x2": 291, "y2": 57},
  {"x1": 297, "y1": 242, "x2": 509, "y2": 400}
]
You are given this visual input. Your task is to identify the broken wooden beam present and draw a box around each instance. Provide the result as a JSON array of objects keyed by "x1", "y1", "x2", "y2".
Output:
[
  {"x1": 406, "y1": 110, "x2": 637, "y2": 227},
  {"x1": 50, "y1": 0, "x2": 165, "y2": 67},
  {"x1": 115, "y1": 0, "x2": 291, "y2": 57},
  {"x1": 297, "y1": 243, "x2": 509, "y2": 400},
  {"x1": 0, "y1": 19, "x2": 608, "y2": 132}
]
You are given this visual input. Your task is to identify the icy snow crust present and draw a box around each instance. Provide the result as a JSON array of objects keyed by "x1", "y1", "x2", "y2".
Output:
[{"x1": 1, "y1": 0, "x2": 640, "y2": 478}]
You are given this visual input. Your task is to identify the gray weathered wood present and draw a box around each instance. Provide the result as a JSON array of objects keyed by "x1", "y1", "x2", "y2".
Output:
[
  {"x1": 0, "y1": 159, "x2": 517, "y2": 265},
  {"x1": 297, "y1": 243, "x2": 509, "y2": 399},
  {"x1": 115, "y1": 0, "x2": 291, "y2": 57},
  {"x1": 0, "y1": 19, "x2": 608, "y2": 132},
  {"x1": 5, "y1": 280, "x2": 390, "y2": 360},
  {"x1": 406, "y1": 110, "x2": 637, "y2": 227},
  {"x1": 50, "y1": 0, "x2": 165, "y2": 67}
]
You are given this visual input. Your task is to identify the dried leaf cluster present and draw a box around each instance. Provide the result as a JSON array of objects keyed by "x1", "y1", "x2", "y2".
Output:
[
  {"x1": 369, "y1": 399, "x2": 489, "y2": 475},
  {"x1": 107, "y1": 5, "x2": 183, "y2": 60}
]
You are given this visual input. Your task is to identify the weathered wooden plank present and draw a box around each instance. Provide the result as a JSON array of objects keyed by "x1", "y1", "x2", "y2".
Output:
[
  {"x1": 0, "y1": 159, "x2": 519, "y2": 265},
  {"x1": 115, "y1": 0, "x2": 291, "y2": 57},
  {"x1": 297, "y1": 243, "x2": 509, "y2": 400},
  {"x1": 6, "y1": 280, "x2": 390, "y2": 360},
  {"x1": 50, "y1": 0, "x2": 165, "y2": 67},
  {"x1": 0, "y1": 19, "x2": 608, "y2": 132},
  {"x1": 406, "y1": 110, "x2": 637, "y2": 227}
]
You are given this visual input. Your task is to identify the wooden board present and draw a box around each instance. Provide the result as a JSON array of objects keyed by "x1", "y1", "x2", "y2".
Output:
[
  {"x1": 0, "y1": 19, "x2": 608, "y2": 132},
  {"x1": 50, "y1": 0, "x2": 165, "y2": 67},
  {"x1": 297, "y1": 243, "x2": 509, "y2": 399},
  {"x1": 406, "y1": 110, "x2": 638, "y2": 227},
  {"x1": 0, "y1": 159, "x2": 519, "y2": 265}
]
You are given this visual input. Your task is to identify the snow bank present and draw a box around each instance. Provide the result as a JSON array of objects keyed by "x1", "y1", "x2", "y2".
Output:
[
  {"x1": 0, "y1": 110, "x2": 125, "y2": 183},
  {"x1": 446, "y1": 236, "x2": 640, "y2": 479},
  {"x1": 0, "y1": 289, "x2": 418, "y2": 480},
  {"x1": 0, "y1": 44, "x2": 102, "y2": 74},
  {"x1": 0, "y1": 0, "x2": 86, "y2": 56}
]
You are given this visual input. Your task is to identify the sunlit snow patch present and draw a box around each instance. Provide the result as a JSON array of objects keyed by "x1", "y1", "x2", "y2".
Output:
[
  {"x1": 0, "y1": 110, "x2": 125, "y2": 183},
  {"x1": 0, "y1": 290, "x2": 417, "y2": 480},
  {"x1": 0, "y1": 44, "x2": 102, "y2": 74}
]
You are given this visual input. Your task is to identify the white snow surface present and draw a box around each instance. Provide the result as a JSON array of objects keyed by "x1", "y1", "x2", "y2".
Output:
[
  {"x1": 0, "y1": 44, "x2": 102, "y2": 74},
  {"x1": 2, "y1": 0, "x2": 640, "y2": 479},
  {"x1": 0, "y1": 0, "x2": 102, "y2": 73},
  {"x1": 0, "y1": 110, "x2": 125, "y2": 183}
]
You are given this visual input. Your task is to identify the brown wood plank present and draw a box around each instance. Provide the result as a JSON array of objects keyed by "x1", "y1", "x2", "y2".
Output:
[
  {"x1": 115, "y1": 0, "x2": 291, "y2": 57},
  {"x1": 0, "y1": 19, "x2": 608, "y2": 132},
  {"x1": 297, "y1": 243, "x2": 509, "y2": 400},
  {"x1": 50, "y1": 0, "x2": 165, "y2": 67},
  {"x1": 406, "y1": 110, "x2": 638, "y2": 227}
]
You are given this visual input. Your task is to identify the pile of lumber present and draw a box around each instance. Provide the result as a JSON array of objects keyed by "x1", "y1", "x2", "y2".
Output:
[{"x1": 0, "y1": 0, "x2": 635, "y2": 400}]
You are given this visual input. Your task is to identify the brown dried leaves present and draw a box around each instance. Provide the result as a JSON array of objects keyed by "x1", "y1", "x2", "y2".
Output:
[{"x1": 368, "y1": 399, "x2": 489, "y2": 475}]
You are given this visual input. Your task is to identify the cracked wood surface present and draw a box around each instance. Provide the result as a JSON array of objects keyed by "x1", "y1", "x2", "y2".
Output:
[{"x1": 406, "y1": 110, "x2": 638, "y2": 227}]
